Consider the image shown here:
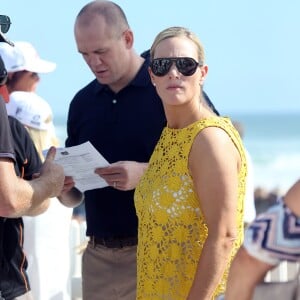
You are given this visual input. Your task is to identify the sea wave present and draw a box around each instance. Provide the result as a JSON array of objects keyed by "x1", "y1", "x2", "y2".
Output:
[{"x1": 252, "y1": 153, "x2": 300, "y2": 193}]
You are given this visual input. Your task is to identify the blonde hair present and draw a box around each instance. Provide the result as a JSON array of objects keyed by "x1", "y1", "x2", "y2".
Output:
[
  {"x1": 26, "y1": 124, "x2": 59, "y2": 162},
  {"x1": 150, "y1": 26, "x2": 205, "y2": 63}
]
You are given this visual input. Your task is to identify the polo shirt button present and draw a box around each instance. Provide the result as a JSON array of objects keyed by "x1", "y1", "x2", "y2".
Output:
[{"x1": 112, "y1": 99, "x2": 117, "y2": 104}]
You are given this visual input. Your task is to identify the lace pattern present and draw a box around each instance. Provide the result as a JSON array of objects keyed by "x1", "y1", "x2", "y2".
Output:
[{"x1": 134, "y1": 117, "x2": 247, "y2": 299}]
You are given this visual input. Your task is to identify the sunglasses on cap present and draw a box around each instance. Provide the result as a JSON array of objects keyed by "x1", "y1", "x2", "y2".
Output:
[
  {"x1": 150, "y1": 57, "x2": 202, "y2": 77},
  {"x1": 0, "y1": 66, "x2": 7, "y2": 86},
  {"x1": 0, "y1": 15, "x2": 11, "y2": 34}
]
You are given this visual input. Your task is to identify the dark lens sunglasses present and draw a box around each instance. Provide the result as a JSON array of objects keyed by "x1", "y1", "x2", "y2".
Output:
[
  {"x1": 150, "y1": 57, "x2": 202, "y2": 77},
  {"x1": 0, "y1": 68, "x2": 7, "y2": 86},
  {"x1": 0, "y1": 15, "x2": 11, "y2": 34}
]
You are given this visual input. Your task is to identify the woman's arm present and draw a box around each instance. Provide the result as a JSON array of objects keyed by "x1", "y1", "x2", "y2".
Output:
[{"x1": 187, "y1": 126, "x2": 241, "y2": 300}]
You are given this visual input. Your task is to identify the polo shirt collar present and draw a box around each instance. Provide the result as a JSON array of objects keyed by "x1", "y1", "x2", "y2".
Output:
[{"x1": 93, "y1": 55, "x2": 151, "y2": 95}]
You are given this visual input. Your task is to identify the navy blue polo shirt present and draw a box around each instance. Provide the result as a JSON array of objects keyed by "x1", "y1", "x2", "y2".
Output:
[{"x1": 66, "y1": 57, "x2": 166, "y2": 238}]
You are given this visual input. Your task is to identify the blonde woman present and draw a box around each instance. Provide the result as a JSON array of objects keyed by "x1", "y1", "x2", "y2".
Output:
[{"x1": 134, "y1": 26, "x2": 247, "y2": 300}]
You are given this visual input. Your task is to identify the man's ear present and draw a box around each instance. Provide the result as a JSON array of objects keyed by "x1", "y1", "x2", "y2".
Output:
[{"x1": 123, "y1": 29, "x2": 134, "y2": 49}]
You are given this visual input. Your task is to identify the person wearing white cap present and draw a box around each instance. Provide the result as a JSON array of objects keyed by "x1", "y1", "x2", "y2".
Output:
[
  {"x1": 6, "y1": 91, "x2": 58, "y2": 153},
  {"x1": 1, "y1": 41, "x2": 72, "y2": 300},
  {"x1": 0, "y1": 41, "x2": 56, "y2": 94},
  {"x1": 0, "y1": 19, "x2": 65, "y2": 300}
]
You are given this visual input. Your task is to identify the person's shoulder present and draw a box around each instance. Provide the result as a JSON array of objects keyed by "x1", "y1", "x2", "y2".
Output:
[
  {"x1": 72, "y1": 78, "x2": 99, "y2": 102},
  {"x1": 130, "y1": 49, "x2": 152, "y2": 87},
  {"x1": 8, "y1": 116, "x2": 34, "y2": 148},
  {"x1": 192, "y1": 117, "x2": 239, "y2": 150},
  {"x1": 8, "y1": 115, "x2": 25, "y2": 134},
  {"x1": 141, "y1": 49, "x2": 150, "y2": 61},
  {"x1": 8, "y1": 115, "x2": 41, "y2": 176}
]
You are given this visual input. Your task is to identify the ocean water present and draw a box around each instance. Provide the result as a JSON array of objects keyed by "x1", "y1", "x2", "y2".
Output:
[
  {"x1": 54, "y1": 112, "x2": 300, "y2": 194},
  {"x1": 230, "y1": 113, "x2": 300, "y2": 193}
]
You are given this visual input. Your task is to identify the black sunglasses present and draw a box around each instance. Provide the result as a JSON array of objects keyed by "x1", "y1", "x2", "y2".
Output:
[
  {"x1": 150, "y1": 57, "x2": 202, "y2": 77},
  {"x1": 0, "y1": 15, "x2": 11, "y2": 34},
  {"x1": 0, "y1": 68, "x2": 7, "y2": 86}
]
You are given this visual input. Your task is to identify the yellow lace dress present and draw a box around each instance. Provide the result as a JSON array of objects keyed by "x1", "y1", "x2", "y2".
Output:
[{"x1": 134, "y1": 117, "x2": 247, "y2": 300}]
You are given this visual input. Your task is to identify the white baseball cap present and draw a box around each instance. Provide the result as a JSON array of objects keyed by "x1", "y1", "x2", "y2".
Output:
[
  {"x1": 6, "y1": 91, "x2": 53, "y2": 130},
  {"x1": 0, "y1": 41, "x2": 56, "y2": 73}
]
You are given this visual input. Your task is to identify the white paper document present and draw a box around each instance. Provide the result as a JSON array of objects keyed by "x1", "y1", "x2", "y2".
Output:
[{"x1": 49, "y1": 141, "x2": 110, "y2": 192}]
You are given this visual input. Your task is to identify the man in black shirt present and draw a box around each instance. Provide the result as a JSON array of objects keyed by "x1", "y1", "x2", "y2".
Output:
[
  {"x1": 0, "y1": 17, "x2": 65, "y2": 299},
  {"x1": 0, "y1": 116, "x2": 42, "y2": 300}
]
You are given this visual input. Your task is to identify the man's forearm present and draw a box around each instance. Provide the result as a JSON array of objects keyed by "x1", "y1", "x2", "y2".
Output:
[{"x1": 1, "y1": 177, "x2": 50, "y2": 218}]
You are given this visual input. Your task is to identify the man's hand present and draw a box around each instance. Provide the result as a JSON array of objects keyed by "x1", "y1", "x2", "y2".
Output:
[
  {"x1": 94, "y1": 161, "x2": 148, "y2": 191},
  {"x1": 58, "y1": 176, "x2": 84, "y2": 208},
  {"x1": 40, "y1": 146, "x2": 65, "y2": 197},
  {"x1": 60, "y1": 176, "x2": 76, "y2": 195}
]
